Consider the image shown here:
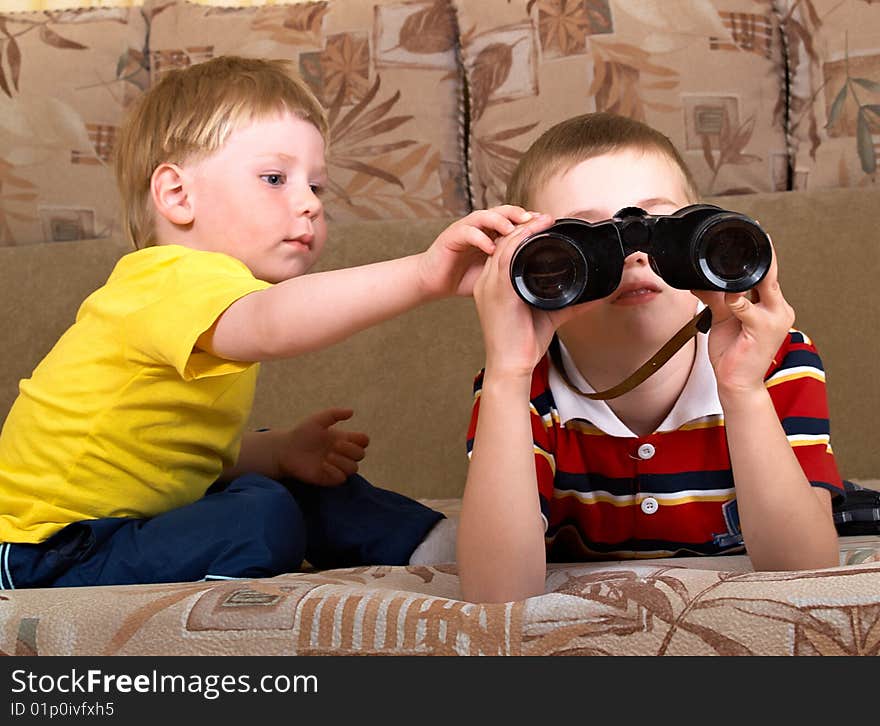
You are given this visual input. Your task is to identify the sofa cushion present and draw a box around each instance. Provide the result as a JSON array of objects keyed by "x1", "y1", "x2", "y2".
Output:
[
  {"x1": 2, "y1": 545, "x2": 880, "y2": 655},
  {"x1": 780, "y1": 0, "x2": 880, "y2": 191},
  {"x1": 147, "y1": 0, "x2": 469, "y2": 222},
  {"x1": 453, "y1": 0, "x2": 789, "y2": 208},
  {"x1": 0, "y1": 6, "x2": 148, "y2": 245}
]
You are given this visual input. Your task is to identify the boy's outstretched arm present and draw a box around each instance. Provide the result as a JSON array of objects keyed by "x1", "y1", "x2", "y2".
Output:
[
  {"x1": 221, "y1": 408, "x2": 369, "y2": 486},
  {"x1": 694, "y1": 250, "x2": 839, "y2": 571},
  {"x1": 204, "y1": 207, "x2": 551, "y2": 362}
]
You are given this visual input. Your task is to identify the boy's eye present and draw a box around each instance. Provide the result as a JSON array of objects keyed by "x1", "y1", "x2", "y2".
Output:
[
  {"x1": 309, "y1": 183, "x2": 324, "y2": 195},
  {"x1": 261, "y1": 173, "x2": 285, "y2": 186}
]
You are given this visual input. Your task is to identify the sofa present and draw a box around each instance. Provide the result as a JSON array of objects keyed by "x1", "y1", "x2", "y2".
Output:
[{"x1": 1, "y1": 0, "x2": 879, "y2": 656}]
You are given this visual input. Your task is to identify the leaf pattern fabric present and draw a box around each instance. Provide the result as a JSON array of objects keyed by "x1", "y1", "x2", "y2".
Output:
[
  {"x1": 0, "y1": 7, "x2": 146, "y2": 245},
  {"x1": 0, "y1": 0, "x2": 468, "y2": 245},
  {"x1": 455, "y1": 0, "x2": 791, "y2": 207},
  {"x1": 0, "y1": 0, "x2": 876, "y2": 247},
  {"x1": 781, "y1": 0, "x2": 880, "y2": 188}
]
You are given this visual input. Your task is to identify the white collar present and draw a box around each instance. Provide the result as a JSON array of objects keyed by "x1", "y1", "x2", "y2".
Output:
[{"x1": 548, "y1": 311, "x2": 723, "y2": 437}]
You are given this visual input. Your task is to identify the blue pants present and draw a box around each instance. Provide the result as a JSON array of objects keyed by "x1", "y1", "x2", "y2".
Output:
[{"x1": 0, "y1": 474, "x2": 443, "y2": 589}]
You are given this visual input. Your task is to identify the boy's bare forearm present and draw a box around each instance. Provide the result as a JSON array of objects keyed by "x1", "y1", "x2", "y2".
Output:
[
  {"x1": 458, "y1": 374, "x2": 547, "y2": 603},
  {"x1": 210, "y1": 254, "x2": 429, "y2": 362},
  {"x1": 721, "y1": 387, "x2": 839, "y2": 571},
  {"x1": 220, "y1": 429, "x2": 282, "y2": 482}
]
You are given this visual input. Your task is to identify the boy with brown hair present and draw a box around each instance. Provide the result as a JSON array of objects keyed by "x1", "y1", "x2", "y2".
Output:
[
  {"x1": 458, "y1": 112, "x2": 843, "y2": 603},
  {"x1": 0, "y1": 55, "x2": 545, "y2": 588}
]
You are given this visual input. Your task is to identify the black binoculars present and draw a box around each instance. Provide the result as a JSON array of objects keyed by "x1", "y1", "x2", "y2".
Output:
[{"x1": 510, "y1": 204, "x2": 772, "y2": 310}]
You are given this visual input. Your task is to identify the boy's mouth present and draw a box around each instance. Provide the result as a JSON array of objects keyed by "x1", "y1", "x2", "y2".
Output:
[
  {"x1": 284, "y1": 234, "x2": 314, "y2": 250},
  {"x1": 612, "y1": 280, "x2": 661, "y2": 303}
]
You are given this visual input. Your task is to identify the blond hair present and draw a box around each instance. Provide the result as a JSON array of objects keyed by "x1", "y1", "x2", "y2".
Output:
[
  {"x1": 506, "y1": 112, "x2": 699, "y2": 209},
  {"x1": 114, "y1": 55, "x2": 329, "y2": 249}
]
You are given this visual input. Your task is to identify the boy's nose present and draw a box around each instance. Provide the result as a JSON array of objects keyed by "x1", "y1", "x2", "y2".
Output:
[
  {"x1": 623, "y1": 250, "x2": 650, "y2": 267},
  {"x1": 296, "y1": 189, "x2": 323, "y2": 218}
]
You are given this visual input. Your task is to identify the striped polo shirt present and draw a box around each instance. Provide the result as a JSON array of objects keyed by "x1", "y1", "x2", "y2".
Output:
[{"x1": 466, "y1": 328, "x2": 844, "y2": 561}]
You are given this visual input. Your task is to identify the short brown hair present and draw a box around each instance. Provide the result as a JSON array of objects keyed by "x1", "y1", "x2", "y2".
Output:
[
  {"x1": 114, "y1": 55, "x2": 329, "y2": 249},
  {"x1": 506, "y1": 112, "x2": 699, "y2": 209}
]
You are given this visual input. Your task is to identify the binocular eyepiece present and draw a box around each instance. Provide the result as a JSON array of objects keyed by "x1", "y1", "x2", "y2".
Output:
[{"x1": 510, "y1": 204, "x2": 772, "y2": 310}]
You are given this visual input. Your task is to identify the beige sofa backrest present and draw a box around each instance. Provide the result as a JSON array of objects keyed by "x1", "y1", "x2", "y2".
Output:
[
  {"x1": 0, "y1": 188, "x2": 877, "y2": 501},
  {"x1": 3, "y1": 0, "x2": 878, "y2": 246}
]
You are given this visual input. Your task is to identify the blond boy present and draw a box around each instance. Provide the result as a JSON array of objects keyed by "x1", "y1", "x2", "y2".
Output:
[{"x1": 0, "y1": 56, "x2": 544, "y2": 587}]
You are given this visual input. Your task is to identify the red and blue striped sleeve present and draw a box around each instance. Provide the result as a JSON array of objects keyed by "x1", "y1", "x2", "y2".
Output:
[
  {"x1": 764, "y1": 330, "x2": 844, "y2": 498},
  {"x1": 466, "y1": 358, "x2": 558, "y2": 519}
]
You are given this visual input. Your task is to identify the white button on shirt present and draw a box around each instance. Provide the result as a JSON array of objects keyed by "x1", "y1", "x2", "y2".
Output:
[
  {"x1": 637, "y1": 443, "x2": 655, "y2": 460},
  {"x1": 640, "y1": 497, "x2": 659, "y2": 515}
]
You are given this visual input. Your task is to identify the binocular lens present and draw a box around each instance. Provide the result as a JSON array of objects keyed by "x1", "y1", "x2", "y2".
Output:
[
  {"x1": 517, "y1": 237, "x2": 583, "y2": 302},
  {"x1": 700, "y1": 221, "x2": 765, "y2": 283}
]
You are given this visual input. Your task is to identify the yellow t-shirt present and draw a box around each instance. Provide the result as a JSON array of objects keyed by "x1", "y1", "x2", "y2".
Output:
[{"x1": 0, "y1": 245, "x2": 271, "y2": 543}]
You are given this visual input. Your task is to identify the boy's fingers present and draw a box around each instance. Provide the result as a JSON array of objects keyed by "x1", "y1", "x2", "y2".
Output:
[
  {"x1": 312, "y1": 407, "x2": 354, "y2": 427},
  {"x1": 326, "y1": 452, "x2": 358, "y2": 477},
  {"x1": 691, "y1": 290, "x2": 722, "y2": 313},
  {"x1": 752, "y1": 243, "x2": 787, "y2": 310},
  {"x1": 517, "y1": 211, "x2": 554, "y2": 233},
  {"x1": 320, "y1": 462, "x2": 347, "y2": 485},
  {"x1": 762, "y1": 239, "x2": 778, "y2": 282},
  {"x1": 473, "y1": 206, "x2": 543, "y2": 237},
  {"x1": 466, "y1": 217, "x2": 536, "y2": 258},
  {"x1": 691, "y1": 290, "x2": 737, "y2": 328},
  {"x1": 725, "y1": 292, "x2": 751, "y2": 316},
  {"x1": 346, "y1": 431, "x2": 370, "y2": 448},
  {"x1": 722, "y1": 292, "x2": 778, "y2": 332},
  {"x1": 488, "y1": 204, "x2": 533, "y2": 224},
  {"x1": 496, "y1": 213, "x2": 554, "y2": 253},
  {"x1": 461, "y1": 227, "x2": 497, "y2": 254},
  {"x1": 462, "y1": 210, "x2": 513, "y2": 238},
  {"x1": 335, "y1": 439, "x2": 367, "y2": 461}
]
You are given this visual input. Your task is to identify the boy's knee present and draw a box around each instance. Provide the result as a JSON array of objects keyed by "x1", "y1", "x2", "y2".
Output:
[{"x1": 223, "y1": 475, "x2": 307, "y2": 575}]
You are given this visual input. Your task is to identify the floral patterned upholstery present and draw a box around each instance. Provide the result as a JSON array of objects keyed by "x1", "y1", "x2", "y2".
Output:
[
  {"x1": 454, "y1": 0, "x2": 790, "y2": 207},
  {"x1": 780, "y1": 0, "x2": 880, "y2": 191},
  {"x1": 0, "y1": 6, "x2": 146, "y2": 244},
  {"x1": 1, "y1": 0, "x2": 878, "y2": 246}
]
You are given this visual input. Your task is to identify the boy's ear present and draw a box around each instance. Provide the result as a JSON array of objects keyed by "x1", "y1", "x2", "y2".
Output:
[{"x1": 151, "y1": 163, "x2": 194, "y2": 226}]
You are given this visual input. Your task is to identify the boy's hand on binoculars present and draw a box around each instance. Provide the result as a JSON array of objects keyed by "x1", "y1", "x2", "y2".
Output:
[
  {"x1": 693, "y1": 246, "x2": 795, "y2": 397},
  {"x1": 419, "y1": 205, "x2": 539, "y2": 299},
  {"x1": 474, "y1": 213, "x2": 588, "y2": 378}
]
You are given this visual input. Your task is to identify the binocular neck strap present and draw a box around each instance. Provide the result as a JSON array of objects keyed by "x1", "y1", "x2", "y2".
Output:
[{"x1": 548, "y1": 306, "x2": 713, "y2": 401}]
